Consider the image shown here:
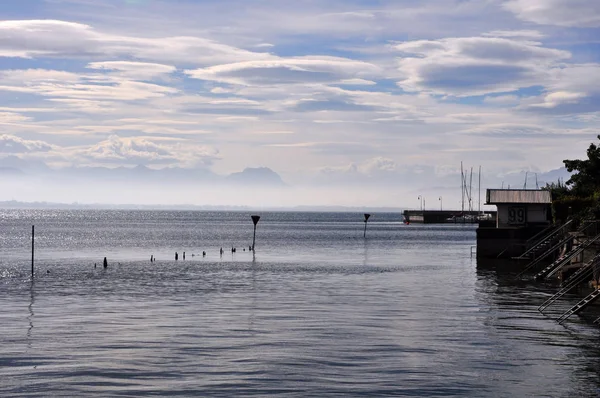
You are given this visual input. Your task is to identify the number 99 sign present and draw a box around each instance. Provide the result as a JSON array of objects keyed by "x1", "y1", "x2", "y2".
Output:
[{"x1": 508, "y1": 206, "x2": 526, "y2": 225}]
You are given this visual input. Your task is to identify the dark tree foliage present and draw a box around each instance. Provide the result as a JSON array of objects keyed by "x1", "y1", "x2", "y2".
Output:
[
  {"x1": 563, "y1": 135, "x2": 600, "y2": 197},
  {"x1": 543, "y1": 136, "x2": 600, "y2": 222},
  {"x1": 543, "y1": 179, "x2": 569, "y2": 199}
]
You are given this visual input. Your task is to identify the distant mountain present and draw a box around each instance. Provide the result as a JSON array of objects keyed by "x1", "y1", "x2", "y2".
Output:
[
  {"x1": 0, "y1": 166, "x2": 24, "y2": 175},
  {"x1": 226, "y1": 167, "x2": 286, "y2": 186},
  {"x1": 0, "y1": 157, "x2": 287, "y2": 187},
  {"x1": 500, "y1": 167, "x2": 572, "y2": 189},
  {"x1": 0, "y1": 155, "x2": 50, "y2": 172},
  {"x1": 60, "y1": 165, "x2": 220, "y2": 183}
]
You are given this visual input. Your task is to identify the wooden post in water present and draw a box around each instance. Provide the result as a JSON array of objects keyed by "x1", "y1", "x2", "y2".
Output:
[
  {"x1": 363, "y1": 214, "x2": 371, "y2": 238},
  {"x1": 251, "y1": 215, "x2": 260, "y2": 251},
  {"x1": 31, "y1": 225, "x2": 34, "y2": 278}
]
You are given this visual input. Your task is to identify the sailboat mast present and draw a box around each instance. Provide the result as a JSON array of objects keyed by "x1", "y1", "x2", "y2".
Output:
[
  {"x1": 461, "y1": 162, "x2": 464, "y2": 214},
  {"x1": 469, "y1": 167, "x2": 473, "y2": 212},
  {"x1": 478, "y1": 165, "x2": 481, "y2": 214}
]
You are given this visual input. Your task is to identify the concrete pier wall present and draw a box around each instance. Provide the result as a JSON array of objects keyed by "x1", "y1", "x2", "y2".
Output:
[{"x1": 476, "y1": 225, "x2": 549, "y2": 259}]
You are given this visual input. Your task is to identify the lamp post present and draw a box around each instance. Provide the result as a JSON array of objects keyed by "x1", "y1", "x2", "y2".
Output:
[
  {"x1": 251, "y1": 215, "x2": 260, "y2": 251},
  {"x1": 418, "y1": 195, "x2": 423, "y2": 212},
  {"x1": 439, "y1": 196, "x2": 443, "y2": 211}
]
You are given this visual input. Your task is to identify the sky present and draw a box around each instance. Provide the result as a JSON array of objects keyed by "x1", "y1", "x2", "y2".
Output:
[{"x1": 0, "y1": 0, "x2": 599, "y2": 208}]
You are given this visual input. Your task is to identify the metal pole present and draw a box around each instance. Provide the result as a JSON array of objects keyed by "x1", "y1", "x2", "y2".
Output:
[
  {"x1": 251, "y1": 215, "x2": 260, "y2": 251},
  {"x1": 31, "y1": 225, "x2": 34, "y2": 278},
  {"x1": 363, "y1": 214, "x2": 371, "y2": 238}
]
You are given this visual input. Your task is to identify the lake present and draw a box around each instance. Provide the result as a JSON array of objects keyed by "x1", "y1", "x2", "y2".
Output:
[{"x1": 1, "y1": 210, "x2": 600, "y2": 397}]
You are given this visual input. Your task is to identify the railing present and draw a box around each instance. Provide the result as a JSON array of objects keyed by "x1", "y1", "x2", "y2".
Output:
[
  {"x1": 516, "y1": 221, "x2": 598, "y2": 278},
  {"x1": 515, "y1": 219, "x2": 574, "y2": 260},
  {"x1": 538, "y1": 253, "x2": 600, "y2": 313},
  {"x1": 516, "y1": 234, "x2": 574, "y2": 278}
]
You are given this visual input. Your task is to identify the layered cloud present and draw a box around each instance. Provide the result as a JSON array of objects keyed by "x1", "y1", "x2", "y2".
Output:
[
  {"x1": 185, "y1": 56, "x2": 381, "y2": 86},
  {"x1": 86, "y1": 61, "x2": 177, "y2": 79},
  {"x1": 395, "y1": 36, "x2": 570, "y2": 96},
  {"x1": 0, "y1": 19, "x2": 270, "y2": 64},
  {"x1": 0, "y1": 0, "x2": 598, "y2": 207},
  {"x1": 504, "y1": 0, "x2": 600, "y2": 27},
  {"x1": 0, "y1": 68, "x2": 178, "y2": 101}
]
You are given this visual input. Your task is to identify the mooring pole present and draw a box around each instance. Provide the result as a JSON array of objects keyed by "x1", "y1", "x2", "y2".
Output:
[
  {"x1": 251, "y1": 215, "x2": 261, "y2": 251},
  {"x1": 31, "y1": 225, "x2": 34, "y2": 278},
  {"x1": 363, "y1": 213, "x2": 371, "y2": 238}
]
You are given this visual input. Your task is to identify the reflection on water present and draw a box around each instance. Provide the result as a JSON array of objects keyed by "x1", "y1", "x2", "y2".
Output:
[
  {"x1": 27, "y1": 280, "x2": 34, "y2": 348},
  {"x1": 1, "y1": 211, "x2": 600, "y2": 396}
]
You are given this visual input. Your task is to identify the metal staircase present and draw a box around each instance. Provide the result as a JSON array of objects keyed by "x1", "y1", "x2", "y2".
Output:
[
  {"x1": 516, "y1": 234, "x2": 574, "y2": 278},
  {"x1": 516, "y1": 221, "x2": 597, "y2": 278},
  {"x1": 538, "y1": 253, "x2": 600, "y2": 313},
  {"x1": 534, "y1": 233, "x2": 600, "y2": 281},
  {"x1": 513, "y1": 219, "x2": 574, "y2": 261},
  {"x1": 562, "y1": 252, "x2": 600, "y2": 286},
  {"x1": 557, "y1": 288, "x2": 600, "y2": 324}
]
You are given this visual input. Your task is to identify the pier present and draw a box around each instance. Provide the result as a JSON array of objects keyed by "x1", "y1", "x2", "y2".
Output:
[{"x1": 403, "y1": 210, "x2": 495, "y2": 224}]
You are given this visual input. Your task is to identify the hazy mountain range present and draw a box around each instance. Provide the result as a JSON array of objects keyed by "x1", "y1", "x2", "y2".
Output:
[
  {"x1": 0, "y1": 156, "x2": 286, "y2": 186},
  {"x1": 0, "y1": 155, "x2": 573, "y2": 209}
]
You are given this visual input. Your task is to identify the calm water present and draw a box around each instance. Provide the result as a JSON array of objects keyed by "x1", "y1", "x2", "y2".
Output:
[{"x1": 1, "y1": 210, "x2": 600, "y2": 397}]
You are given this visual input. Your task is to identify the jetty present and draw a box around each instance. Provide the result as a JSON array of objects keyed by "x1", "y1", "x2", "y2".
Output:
[{"x1": 403, "y1": 210, "x2": 494, "y2": 224}]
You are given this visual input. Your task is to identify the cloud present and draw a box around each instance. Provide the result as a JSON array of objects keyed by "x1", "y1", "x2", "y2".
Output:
[
  {"x1": 185, "y1": 57, "x2": 381, "y2": 86},
  {"x1": 519, "y1": 64, "x2": 600, "y2": 113},
  {"x1": 0, "y1": 134, "x2": 56, "y2": 153},
  {"x1": 0, "y1": 68, "x2": 178, "y2": 100},
  {"x1": 72, "y1": 135, "x2": 219, "y2": 167},
  {"x1": 360, "y1": 157, "x2": 399, "y2": 173},
  {"x1": 86, "y1": 61, "x2": 176, "y2": 79},
  {"x1": 0, "y1": 20, "x2": 271, "y2": 65},
  {"x1": 483, "y1": 30, "x2": 545, "y2": 39},
  {"x1": 0, "y1": 112, "x2": 32, "y2": 123},
  {"x1": 530, "y1": 91, "x2": 587, "y2": 108},
  {"x1": 483, "y1": 95, "x2": 520, "y2": 105},
  {"x1": 395, "y1": 36, "x2": 570, "y2": 96},
  {"x1": 504, "y1": 0, "x2": 600, "y2": 27},
  {"x1": 547, "y1": 64, "x2": 600, "y2": 94},
  {"x1": 338, "y1": 78, "x2": 377, "y2": 85}
]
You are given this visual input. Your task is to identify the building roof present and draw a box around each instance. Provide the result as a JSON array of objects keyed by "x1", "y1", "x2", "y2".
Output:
[{"x1": 486, "y1": 189, "x2": 552, "y2": 204}]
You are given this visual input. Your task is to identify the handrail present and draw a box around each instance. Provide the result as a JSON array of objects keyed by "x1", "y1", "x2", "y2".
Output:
[
  {"x1": 516, "y1": 235, "x2": 574, "y2": 278},
  {"x1": 562, "y1": 252, "x2": 600, "y2": 286},
  {"x1": 557, "y1": 288, "x2": 600, "y2": 324},
  {"x1": 526, "y1": 221, "x2": 566, "y2": 245},
  {"x1": 538, "y1": 254, "x2": 600, "y2": 313},
  {"x1": 518, "y1": 219, "x2": 574, "y2": 260},
  {"x1": 544, "y1": 232, "x2": 600, "y2": 279},
  {"x1": 516, "y1": 221, "x2": 597, "y2": 278}
]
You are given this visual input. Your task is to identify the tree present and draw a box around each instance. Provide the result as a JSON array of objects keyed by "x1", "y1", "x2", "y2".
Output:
[{"x1": 563, "y1": 135, "x2": 600, "y2": 197}]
